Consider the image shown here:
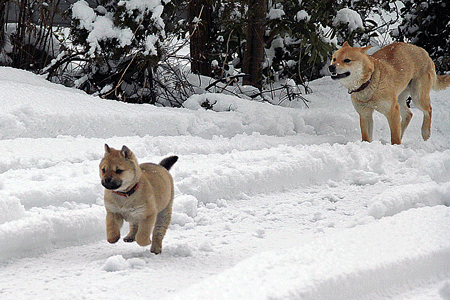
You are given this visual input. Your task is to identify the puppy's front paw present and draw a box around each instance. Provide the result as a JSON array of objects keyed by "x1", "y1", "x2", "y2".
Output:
[
  {"x1": 107, "y1": 235, "x2": 120, "y2": 244},
  {"x1": 123, "y1": 235, "x2": 135, "y2": 243}
]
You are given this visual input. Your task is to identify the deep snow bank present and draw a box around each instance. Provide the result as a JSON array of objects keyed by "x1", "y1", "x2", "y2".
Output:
[
  {"x1": 0, "y1": 192, "x2": 199, "y2": 262},
  {"x1": 0, "y1": 203, "x2": 105, "y2": 261},
  {"x1": 175, "y1": 142, "x2": 450, "y2": 206},
  {"x1": 2, "y1": 66, "x2": 450, "y2": 150},
  {"x1": 170, "y1": 205, "x2": 450, "y2": 300},
  {"x1": 0, "y1": 64, "x2": 449, "y2": 300},
  {"x1": 368, "y1": 181, "x2": 450, "y2": 219},
  {"x1": 0, "y1": 67, "x2": 357, "y2": 140},
  {"x1": 1, "y1": 139, "x2": 449, "y2": 262}
]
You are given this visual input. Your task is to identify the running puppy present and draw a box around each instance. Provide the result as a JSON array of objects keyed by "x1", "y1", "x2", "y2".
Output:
[
  {"x1": 329, "y1": 42, "x2": 450, "y2": 144},
  {"x1": 100, "y1": 144, "x2": 178, "y2": 254}
]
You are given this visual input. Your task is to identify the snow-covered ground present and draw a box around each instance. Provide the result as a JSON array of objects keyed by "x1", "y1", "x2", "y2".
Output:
[{"x1": 0, "y1": 66, "x2": 449, "y2": 299}]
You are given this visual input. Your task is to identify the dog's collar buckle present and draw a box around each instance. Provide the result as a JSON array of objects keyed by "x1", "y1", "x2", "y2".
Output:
[
  {"x1": 113, "y1": 183, "x2": 139, "y2": 198},
  {"x1": 349, "y1": 76, "x2": 372, "y2": 94}
]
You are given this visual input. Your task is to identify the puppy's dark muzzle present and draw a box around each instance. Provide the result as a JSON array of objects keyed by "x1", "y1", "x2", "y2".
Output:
[{"x1": 102, "y1": 177, "x2": 122, "y2": 190}]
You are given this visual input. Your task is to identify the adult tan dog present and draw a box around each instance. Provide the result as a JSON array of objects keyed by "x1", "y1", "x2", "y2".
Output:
[
  {"x1": 329, "y1": 42, "x2": 450, "y2": 144},
  {"x1": 100, "y1": 144, "x2": 178, "y2": 254}
]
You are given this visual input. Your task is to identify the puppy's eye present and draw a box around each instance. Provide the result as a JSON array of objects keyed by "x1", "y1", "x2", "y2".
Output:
[
  {"x1": 332, "y1": 58, "x2": 336, "y2": 62},
  {"x1": 102, "y1": 168, "x2": 106, "y2": 174},
  {"x1": 115, "y1": 169, "x2": 123, "y2": 174},
  {"x1": 344, "y1": 59, "x2": 351, "y2": 63}
]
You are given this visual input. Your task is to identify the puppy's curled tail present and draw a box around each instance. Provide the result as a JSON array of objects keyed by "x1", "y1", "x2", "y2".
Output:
[
  {"x1": 159, "y1": 156, "x2": 178, "y2": 171},
  {"x1": 433, "y1": 74, "x2": 450, "y2": 91}
]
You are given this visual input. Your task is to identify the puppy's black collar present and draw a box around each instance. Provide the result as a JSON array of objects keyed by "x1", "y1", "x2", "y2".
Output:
[
  {"x1": 113, "y1": 183, "x2": 139, "y2": 198},
  {"x1": 349, "y1": 75, "x2": 372, "y2": 94}
]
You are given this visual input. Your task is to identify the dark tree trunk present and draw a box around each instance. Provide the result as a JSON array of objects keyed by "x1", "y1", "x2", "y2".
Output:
[
  {"x1": 0, "y1": 0, "x2": 7, "y2": 51},
  {"x1": 243, "y1": 0, "x2": 266, "y2": 90},
  {"x1": 188, "y1": 0, "x2": 212, "y2": 76}
]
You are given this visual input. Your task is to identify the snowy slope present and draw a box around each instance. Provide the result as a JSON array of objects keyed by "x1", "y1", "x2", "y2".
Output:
[
  {"x1": 172, "y1": 206, "x2": 450, "y2": 300},
  {"x1": 0, "y1": 67, "x2": 449, "y2": 300}
]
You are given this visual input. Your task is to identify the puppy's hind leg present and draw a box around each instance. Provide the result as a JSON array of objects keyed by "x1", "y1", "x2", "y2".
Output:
[{"x1": 151, "y1": 198, "x2": 174, "y2": 254}]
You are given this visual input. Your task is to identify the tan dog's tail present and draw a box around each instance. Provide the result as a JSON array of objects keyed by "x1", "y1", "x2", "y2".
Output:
[{"x1": 433, "y1": 74, "x2": 450, "y2": 91}]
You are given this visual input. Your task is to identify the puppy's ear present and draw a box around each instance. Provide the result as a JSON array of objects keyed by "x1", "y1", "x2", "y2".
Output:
[
  {"x1": 342, "y1": 41, "x2": 351, "y2": 48},
  {"x1": 105, "y1": 144, "x2": 111, "y2": 153},
  {"x1": 121, "y1": 145, "x2": 133, "y2": 159},
  {"x1": 361, "y1": 45, "x2": 372, "y2": 53}
]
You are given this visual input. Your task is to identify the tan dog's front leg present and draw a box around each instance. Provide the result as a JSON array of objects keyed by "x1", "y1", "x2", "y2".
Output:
[
  {"x1": 135, "y1": 214, "x2": 157, "y2": 247},
  {"x1": 106, "y1": 212, "x2": 123, "y2": 243},
  {"x1": 386, "y1": 102, "x2": 402, "y2": 145},
  {"x1": 353, "y1": 98, "x2": 374, "y2": 142},
  {"x1": 359, "y1": 113, "x2": 374, "y2": 142}
]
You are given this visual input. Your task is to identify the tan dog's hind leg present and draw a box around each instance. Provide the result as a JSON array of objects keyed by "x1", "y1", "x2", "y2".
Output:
[
  {"x1": 410, "y1": 74, "x2": 433, "y2": 141},
  {"x1": 135, "y1": 214, "x2": 156, "y2": 247},
  {"x1": 398, "y1": 90, "x2": 413, "y2": 139},
  {"x1": 123, "y1": 223, "x2": 138, "y2": 242},
  {"x1": 151, "y1": 199, "x2": 174, "y2": 254},
  {"x1": 418, "y1": 86, "x2": 433, "y2": 141},
  {"x1": 106, "y1": 212, "x2": 123, "y2": 243},
  {"x1": 419, "y1": 98, "x2": 432, "y2": 141}
]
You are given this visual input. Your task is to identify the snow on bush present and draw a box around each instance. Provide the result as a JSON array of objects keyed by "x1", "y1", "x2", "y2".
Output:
[
  {"x1": 183, "y1": 93, "x2": 238, "y2": 112},
  {"x1": 295, "y1": 10, "x2": 310, "y2": 22},
  {"x1": 268, "y1": 8, "x2": 285, "y2": 20},
  {"x1": 71, "y1": 0, "x2": 165, "y2": 56},
  {"x1": 60, "y1": 0, "x2": 170, "y2": 104},
  {"x1": 71, "y1": 1, "x2": 96, "y2": 30},
  {"x1": 72, "y1": 1, "x2": 137, "y2": 55},
  {"x1": 333, "y1": 8, "x2": 364, "y2": 33}
]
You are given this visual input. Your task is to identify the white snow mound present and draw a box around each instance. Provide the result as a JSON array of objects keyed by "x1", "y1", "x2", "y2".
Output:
[{"x1": 170, "y1": 206, "x2": 450, "y2": 300}]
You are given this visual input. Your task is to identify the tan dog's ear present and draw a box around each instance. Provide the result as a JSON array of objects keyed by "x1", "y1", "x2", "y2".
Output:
[
  {"x1": 342, "y1": 41, "x2": 351, "y2": 48},
  {"x1": 121, "y1": 145, "x2": 133, "y2": 159},
  {"x1": 361, "y1": 45, "x2": 372, "y2": 53},
  {"x1": 105, "y1": 144, "x2": 111, "y2": 153}
]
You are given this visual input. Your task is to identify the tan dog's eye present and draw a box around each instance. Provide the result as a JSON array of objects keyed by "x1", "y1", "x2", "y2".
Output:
[
  {"x1": 115, "y1": 169, "x2": 123, "y2": 174},
  {"x1": 332, "y1": 58, "x2": 336, "y2": 62},
  {"x1": 344, "y1": 59, "x2": 351, "y2": 63},
  {"x1": 102, "y1": 167, "x2": 106, "y2": 174}
]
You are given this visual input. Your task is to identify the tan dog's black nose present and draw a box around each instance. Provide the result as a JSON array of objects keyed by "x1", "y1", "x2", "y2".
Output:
[{"x1": 329, "y1": 64, "x2": 337, "y2": 75}]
